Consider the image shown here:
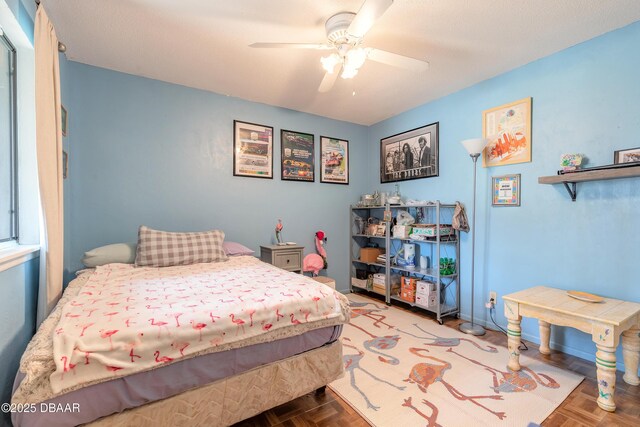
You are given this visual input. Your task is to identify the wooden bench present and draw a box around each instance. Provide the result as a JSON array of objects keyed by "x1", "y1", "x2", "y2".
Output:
[{"x1": 503, "y1": 286, "x2": 640, "y2": 412}]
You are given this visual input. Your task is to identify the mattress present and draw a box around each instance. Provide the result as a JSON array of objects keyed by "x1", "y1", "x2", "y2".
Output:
[{"x1": 12, "y1": 325, "x2": 341, "y2": 427}]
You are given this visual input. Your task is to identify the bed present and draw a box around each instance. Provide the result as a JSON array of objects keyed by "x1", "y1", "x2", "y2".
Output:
[{"x1": 11, "y1": 255, "x2": 349, "y2": 426}]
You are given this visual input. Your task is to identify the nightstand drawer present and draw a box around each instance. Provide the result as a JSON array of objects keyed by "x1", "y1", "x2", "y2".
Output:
[{"x1": 273, "y1": 251, "x2": 301, "y2": 270}]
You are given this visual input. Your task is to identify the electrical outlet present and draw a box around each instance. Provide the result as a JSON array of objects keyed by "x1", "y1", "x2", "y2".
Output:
[{"x1": 490, "y1": 291, "x2": 497, "y2": 303}]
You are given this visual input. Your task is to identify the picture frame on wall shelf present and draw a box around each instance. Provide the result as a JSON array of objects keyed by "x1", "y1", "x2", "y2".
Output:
[
  {"x1": 233, "y1": 120, "x2": 274, "y2": 179},
  {"x1": 320, "y1": 136, "x2": 349, "y2": 185},
  {"x1": 492, "y1": 174, "x2": 521, "y2": 206},
  {"x1": 613, "y1": 147, "x2": 640, "y2": 164},
  {"x1": 61, "y1": 104, "x2": 68, "y2": 136},
  {"x1": 380, "y1": 122, "x2": 439, "y2": 183},
  {"x1": 281, "y1": 129, "x2": 315, "y2": 182},
  {"x1": 482, "y1": 97, "x2": 532, "y2": 168}
]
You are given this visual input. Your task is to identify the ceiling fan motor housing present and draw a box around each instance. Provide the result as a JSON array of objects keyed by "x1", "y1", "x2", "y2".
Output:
[{"x1": 326, "y1": 12, "x2": 359, "y2": 47}]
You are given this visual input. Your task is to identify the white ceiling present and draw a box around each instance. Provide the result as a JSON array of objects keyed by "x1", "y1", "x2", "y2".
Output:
[{"x1": 43, "y1": 0, "x2": 640, "y2": 126}]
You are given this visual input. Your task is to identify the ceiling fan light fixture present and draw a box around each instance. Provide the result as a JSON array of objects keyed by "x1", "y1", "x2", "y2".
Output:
[
  {"x1": 321, "y1": 53, "x2": 341, "y2": 73},
  {"x1": 341, "y1": 66, "x2": 358, "y2": 79}
]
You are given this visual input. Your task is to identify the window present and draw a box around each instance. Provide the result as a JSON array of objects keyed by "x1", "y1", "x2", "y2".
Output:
[{"x1": 0, "y1": 31, "x2": 17, "y2": 243}]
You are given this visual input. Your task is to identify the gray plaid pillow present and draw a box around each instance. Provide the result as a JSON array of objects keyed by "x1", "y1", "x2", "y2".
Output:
[{"x1": 135, "y1": 226, "x2": 228, "y2": 267}]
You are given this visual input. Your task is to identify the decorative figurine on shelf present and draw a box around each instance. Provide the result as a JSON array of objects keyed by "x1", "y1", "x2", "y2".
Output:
[
  {"x1": 303, "y1": 230, "x2": 328, "y2": 276},
  {"x1": 275, "y1": 219, "x2": 285, "y2": 245}
]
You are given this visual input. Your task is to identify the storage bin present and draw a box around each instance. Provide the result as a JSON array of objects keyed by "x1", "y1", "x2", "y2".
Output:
[
  {"x1": 410, "y1": 224, "x2": 454, "y2": 239},
  {"x1": 360, "y1": 247, "x2": 385, "y2": 263}
]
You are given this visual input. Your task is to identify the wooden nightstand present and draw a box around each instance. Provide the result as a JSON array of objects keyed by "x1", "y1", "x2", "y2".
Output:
[{"x1": 260, "y1": 245, "x2": 304, "y2": 273}]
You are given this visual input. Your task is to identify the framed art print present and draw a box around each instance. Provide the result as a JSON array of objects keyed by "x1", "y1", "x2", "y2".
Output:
[
  {"x1": 483, "y1": 97, "x2": 532, "y2": 167},
  {"x1": 492, "y1": 174, "x2": 521, "y2": 206},
  {"x1": 380, "y1": 122, "x2": 439, "y2": 183},
  {"x1": 233, "y1": 120, "x2": 274, "y2": 179},
  {"x1": 320, "y1": 136, "x2": 349, "y2": 184},
  {"x1": 281, "y1": 130, "x2": 315, "y2": 182},
  {"x1": 613, "y1": 147, "x2": 640, "y2": 164}
]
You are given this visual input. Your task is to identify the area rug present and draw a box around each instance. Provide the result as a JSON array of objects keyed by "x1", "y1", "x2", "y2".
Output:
[{"x1": 329, "y1": 294, "x2": 583, "y2": 427}]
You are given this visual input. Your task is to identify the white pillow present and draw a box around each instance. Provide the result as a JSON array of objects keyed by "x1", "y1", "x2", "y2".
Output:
[{"x1": 82, "y1": 243, "x2": 137, "y2": 267}]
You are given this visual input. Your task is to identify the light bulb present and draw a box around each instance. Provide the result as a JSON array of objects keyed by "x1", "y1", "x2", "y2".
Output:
[
  {"x1": 341, "y1": 66, "x2": 358, "y2": 79},
  {"x1": 321, "y1": 53, "x2": 341, "y2": 73},
  {"x1": 346, "y1": 48, "x2": 367, "y2": 70}
]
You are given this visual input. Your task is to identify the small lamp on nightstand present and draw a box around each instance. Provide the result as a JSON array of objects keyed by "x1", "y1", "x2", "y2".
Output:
[{"x1": 459, "y1": 138, "x2": 488, "y2": 337}]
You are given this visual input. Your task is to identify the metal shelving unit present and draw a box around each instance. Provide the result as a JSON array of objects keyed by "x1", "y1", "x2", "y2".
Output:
[{"x1": 350, "y1": 201, "x2": 460, "y2": 324}]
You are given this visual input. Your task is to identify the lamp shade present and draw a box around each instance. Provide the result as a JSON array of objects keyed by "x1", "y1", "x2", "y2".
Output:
[{"x1": 461, "y1": 138, "x2": 489, "y2": 156}]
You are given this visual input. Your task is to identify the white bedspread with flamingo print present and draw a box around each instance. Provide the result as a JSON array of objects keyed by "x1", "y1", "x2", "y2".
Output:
[{"x1": 51, "y1": 256, "x2": 349, "y2": 394}]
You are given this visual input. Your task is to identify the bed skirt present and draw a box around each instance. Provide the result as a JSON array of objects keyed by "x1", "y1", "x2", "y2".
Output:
[{"x1": 86, "y1": 340, "x2": 343, "y2": 426}]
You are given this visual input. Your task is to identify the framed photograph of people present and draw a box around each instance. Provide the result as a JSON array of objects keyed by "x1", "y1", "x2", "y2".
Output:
[
  {"x1": 492, "y1": 174, "x2": 521, "y2": 206},
  {"x1": 233, "y1": 120, "x2": 274, "y2": 179},
  {"x1": 380, "y1": 122, "x2": 439, "y2": 183},
  {"x1": 320, "y1": 136, "x2": 349, "y2": 185},
  {"x1": 281, "y1": 129, "x2": 315, "y2": 182}
]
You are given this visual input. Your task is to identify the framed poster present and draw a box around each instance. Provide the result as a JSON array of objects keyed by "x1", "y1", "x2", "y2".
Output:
[
  {"x1": 613, "y1": 147, "x2": 640, "y2": 164},
  {"x1": 482, "y1": 97, "x2": 532, "y2": 167},
  {"x1": 320, "y1": 136, "x2": 349, "y2": 185},
  {"x1": 380, "y1": 122, "x2": 439, "y2": 183},
  {"x1": 281, "y1": 129, "x2": 315, "y2": 182},
  {"x1": 233, "y1": 120, "x2": 274, "y2": 179},
  {"x1": 492, "y1": 174, "x2": 521, "y2": 206}
]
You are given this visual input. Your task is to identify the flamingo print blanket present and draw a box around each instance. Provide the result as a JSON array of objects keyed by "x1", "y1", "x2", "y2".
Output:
[{"x1": 50, "y1": 256, "x2": 349, "y2": 394}]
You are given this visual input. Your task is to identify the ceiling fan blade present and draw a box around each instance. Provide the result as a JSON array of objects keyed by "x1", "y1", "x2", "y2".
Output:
[
  {"x1": 367, "y1": 48, "x2": 429, "y2": 72},
  {"x1": 318, "y1": 69, "x2": 340, "y2": 93},
  {"x1": 249, "y1": 42, "x2": 332, "y2": 50},
  {"x1": 348, "y1": 0, "x2": 394, "y2": 38}
]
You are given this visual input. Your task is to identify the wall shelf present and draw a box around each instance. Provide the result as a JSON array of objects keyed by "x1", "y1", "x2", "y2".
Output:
[{"x1": 538, "y1": 164, "x2": 640, "y2": 201}]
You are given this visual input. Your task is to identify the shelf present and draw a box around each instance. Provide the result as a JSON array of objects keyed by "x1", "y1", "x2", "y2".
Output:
[
  {"x1": 538, "y1": 164, "x2": 640, "y2": 201},
  {"x1": 351, "y1": 202, "x2": 457, "y2": 210},
  {"x1": 389, "y1": 295, "x2": 458, "y2": 314},
  {"x1": 351, "y1": 234, "x2": 457, "y2": 243},
  {"x1": 388, "y1": 265, "x2": 457, "y2": 278},
  {"x1": 352, "y1": 259, "x2": 386, "y2": 269}
]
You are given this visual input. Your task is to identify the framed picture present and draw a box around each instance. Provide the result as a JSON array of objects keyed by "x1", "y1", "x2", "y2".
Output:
[
  {"x1": 61, "y1": 105, "x2": 68, "y2": 136},
  {"x1": 482, "y1": 97, "x2": 532, "y2": 167},
  {"x1": 320, "y1": 136, "x2": 349, "y2": 184},
  {"x1": 380, "y1": 122, "x2": 439, "y2": 183},
  {"x1": 492, "y1": 174, "x2": 521, "y2": 206},
  {"x1": 281, "y1": 129, "x2": 315, "y2": 182},
  {"x1": 613, "y1": 147, "x2": 640, "y2": 164},
  {"x1": 233, "y1": 120, "x2": 274, "y2": 179}
]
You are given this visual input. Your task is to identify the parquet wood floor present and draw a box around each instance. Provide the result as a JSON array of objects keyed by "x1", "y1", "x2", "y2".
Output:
[{"x1": 235, "y1": 293, "x2": 639, "y2": 426}]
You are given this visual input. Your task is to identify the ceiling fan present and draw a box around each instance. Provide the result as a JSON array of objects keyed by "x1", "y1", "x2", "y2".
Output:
[{"x1": 250, "y1": 0, "x2": 429, "y2": 92}]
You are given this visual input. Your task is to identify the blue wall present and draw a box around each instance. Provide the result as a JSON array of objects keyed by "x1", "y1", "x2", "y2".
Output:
[
  {"x1": 61, "y1": 61, "x2": 368, "y2": 290},
  {"x1": 367, "y1": 21, "x2": 640, "y2": 370},
  {"x1": 60, "y1": 21, "x2": 640, "y2": 372},
  {"x1": 0, "y1": 259, "x2": 39, "y2": 427}
]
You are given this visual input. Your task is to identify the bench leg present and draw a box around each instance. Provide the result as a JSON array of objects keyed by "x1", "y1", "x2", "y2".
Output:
[
  {"x1": 595, "y1": 344, "x2": 617, "y2": 412},
  {"x1": 507, "y1": 317, "x2": 522, "y2": 371},
  {"x1": 622, "y1": 328, "x2": 640, "y2": 386},
  {"x1": 539, "y1": 320, "x2": 551, "y2": 355}
]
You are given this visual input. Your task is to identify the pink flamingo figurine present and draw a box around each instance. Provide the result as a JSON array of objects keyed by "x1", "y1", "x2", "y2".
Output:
[
  {"x1": 275, "y1": 219, "x2": 284, "y2": 244},
  {"x1": 303, "y1": 230, "x2": 327, "y2": 276}
]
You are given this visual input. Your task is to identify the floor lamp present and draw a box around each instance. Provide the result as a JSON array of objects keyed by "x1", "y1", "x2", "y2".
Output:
[{"x1": 459, "y1": 138, "x2": 489, "y2": 336}]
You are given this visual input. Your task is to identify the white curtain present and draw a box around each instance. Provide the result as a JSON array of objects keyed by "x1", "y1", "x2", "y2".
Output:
[{"x1": 35, "y1": 6, "x2": 63, "y2": 326}]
